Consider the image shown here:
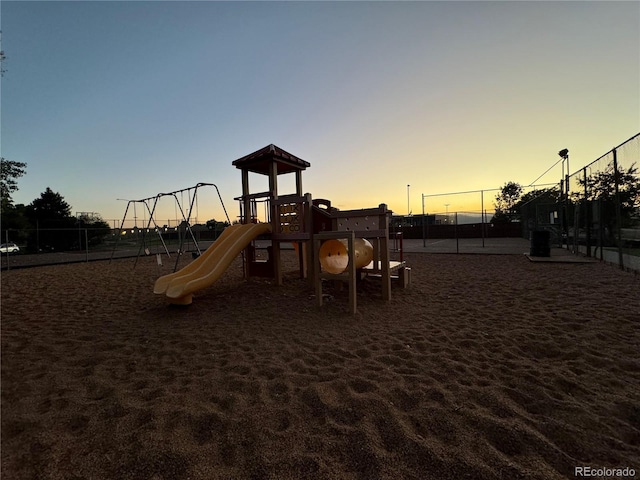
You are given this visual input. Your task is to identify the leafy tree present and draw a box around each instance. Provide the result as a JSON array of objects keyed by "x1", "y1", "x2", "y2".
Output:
[
  {"x1": 26, "y1": 187, "x2": 73, "y2": 222},
  {"x1": 574, "y1": 163, "x2": 640, "y2": 242},
  {"x1": 76, "y1": 213, "x2": 112, "y2": 247},
  {"x1": 1, "y1": 203, "x2": 31, "y2": 246},
  {"x1": 491, "y1": 181, "x2": 523, "y2": 223},
  {"x1": 514, "y1": 187, "x2": 562, "y2": 232},
  {"x1": 576, "y1": 163, "x2": 639, "y2": 217},
  {"x1": 0, "y1": 158, "x2": 27, "y2": 213},
  {"x1": 1, "y1": 158, "x2": 29, "y2": 245},
  {"x1": 25, "y1": 187, "x2": 76, "y2": 251},
  {"x1": 0, "y1": 35, "x2": 7, "y2": 77},
  {"x1": 517, "y1": 187, "x2": 560, "y2": 209}
]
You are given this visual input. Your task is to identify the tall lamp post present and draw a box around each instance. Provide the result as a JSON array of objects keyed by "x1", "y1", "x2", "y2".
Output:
[
  {"x1": 406, "y1": 184, "x2": 411, "y2": 227},
  {"x1": 558, "y1": 148, "x2": 571, "y2": 192},
  {"x1": 422, "y1": 193, "x2": 426, "y2": 247},
  {"x1": 558, "y1": 149, "x2": 569, "y2": 247}
]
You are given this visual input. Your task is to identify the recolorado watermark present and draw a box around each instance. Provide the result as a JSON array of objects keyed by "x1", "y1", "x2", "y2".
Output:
[{"x1": 575, "y1": 466, "x2": 636, "y2": 477}]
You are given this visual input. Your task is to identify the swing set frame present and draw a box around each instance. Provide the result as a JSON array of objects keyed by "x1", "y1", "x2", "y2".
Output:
[{"x1": 110, "y1": 183, "x2": 230, "y2": 270}]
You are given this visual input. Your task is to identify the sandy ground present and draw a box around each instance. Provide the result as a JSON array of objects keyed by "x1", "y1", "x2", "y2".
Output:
[{"x1": 1, "y1": 251, "x2": 639, "y2": 479}]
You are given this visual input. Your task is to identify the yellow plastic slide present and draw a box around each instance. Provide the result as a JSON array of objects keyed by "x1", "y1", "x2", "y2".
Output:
[{"x1": 154, "y1": 223, "x2": 272, "y2": 305}]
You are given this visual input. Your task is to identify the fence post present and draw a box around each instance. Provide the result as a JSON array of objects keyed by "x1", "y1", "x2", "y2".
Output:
[
  {"x1": 85, "y1": 229, "x2": 89, "y2": 263},
  {"x1": 455, "y1": 212, "x2": 459, "y2": 254},
  {"x1": 558, "y1": 180, "x2": 564, "y2": 248},
  {"x1": 598, "y1": 198, "x2": 604, "y2": 261},
  {"x1": 565, "y1": 173, "x2": 570, "y2": 250},
  {"x1": 612, "y1": 149, "x2": 624, "y2": 270},
  {"x1": 584, "y1": 167, "x2": 591, "y2": 257},
  {"x1": 422, "y1": 194, "x2": 426, "y2": 248},
  {"x1": 481, "y1": 190, "x2": 485, "y2": 248},
  {"x1": 4, "y1": 230, "x2": 9, "y2": 270}
]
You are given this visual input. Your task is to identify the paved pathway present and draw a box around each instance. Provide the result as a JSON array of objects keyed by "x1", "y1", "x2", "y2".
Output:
[{"x1": 5, "y1": 237, "x2": 632, "y2": 270}]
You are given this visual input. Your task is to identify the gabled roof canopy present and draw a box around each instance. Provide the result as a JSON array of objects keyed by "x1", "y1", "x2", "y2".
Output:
[{"x1": 232, "y1": 144, "x2": 310, "y2": 175}]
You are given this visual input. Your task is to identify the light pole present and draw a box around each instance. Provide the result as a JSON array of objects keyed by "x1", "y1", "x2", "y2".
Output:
[
  {"x1": 559, "y1": 148, "x2": 569, "y2": 177},
  {"x1": 444, "y1": 204, "x2": 449, "y2": 224},
  {"x1": 406, "y1": 184, "x2": 411, "y2": 226},
  {"x1": 559, "y1": 148, "x2": 570, "y2": 196},
  {"x1": 422, "y1": 193, "x2": 426, "y2": 247},
  {"x1": 558, "y1": 149, "x2": 569, "y2": 247}
]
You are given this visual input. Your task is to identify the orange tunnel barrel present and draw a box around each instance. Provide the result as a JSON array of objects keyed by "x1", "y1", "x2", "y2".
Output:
[{"x1": 318, "y1": 238, "x2": 373, "y2": 274}]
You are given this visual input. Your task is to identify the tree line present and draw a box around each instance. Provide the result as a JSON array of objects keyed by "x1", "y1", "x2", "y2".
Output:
[
  {"x1": 492, "y1": 163, "x2": 639, "y2": 244},
  {"x1": 1, "y1": 158, "x2": 232, "y2": 253},
  {"x1": 1, "y1": 158, "x2": 112, "y2": 252}
]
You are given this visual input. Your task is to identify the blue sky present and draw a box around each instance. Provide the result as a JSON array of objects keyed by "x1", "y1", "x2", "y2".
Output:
[{"x1": 2, "y1": 1, "x2": 639, "y2": 225}]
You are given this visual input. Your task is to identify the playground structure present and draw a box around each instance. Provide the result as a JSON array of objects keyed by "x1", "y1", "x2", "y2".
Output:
[{"x1": 154, "y1": 144, "x2": 410, "y2": 312}]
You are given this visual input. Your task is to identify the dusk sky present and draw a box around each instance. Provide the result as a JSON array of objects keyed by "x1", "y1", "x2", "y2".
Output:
[{"x1": 2, "y1": 1, "x2": 639, "y2": 226}]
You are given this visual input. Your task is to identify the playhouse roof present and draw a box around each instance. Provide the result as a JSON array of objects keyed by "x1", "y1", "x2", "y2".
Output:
[{"x1": 232, "y1": 144, "x2": 310, "y2": 175}]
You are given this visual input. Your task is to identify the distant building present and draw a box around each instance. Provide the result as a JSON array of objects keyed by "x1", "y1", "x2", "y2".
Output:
[{"x1": 391, "y1": 214, "x2": 438, "y2": 228}]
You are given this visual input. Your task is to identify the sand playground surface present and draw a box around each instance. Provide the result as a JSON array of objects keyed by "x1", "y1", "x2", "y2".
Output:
[{"x1": 2, "y1": 251, "x2": 639, "y2": 479}]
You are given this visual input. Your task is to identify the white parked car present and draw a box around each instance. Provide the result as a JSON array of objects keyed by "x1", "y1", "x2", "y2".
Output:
[{"x1": 0, "y1": 243, "x2": 20, "y2": 254}]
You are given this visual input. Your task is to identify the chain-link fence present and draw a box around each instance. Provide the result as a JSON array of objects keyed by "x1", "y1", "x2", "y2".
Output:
[
  {"x1": 412, "y1": 185, "x2": 554, "y2": 253},
  {"x1": 518, "y1": 133, "x2": 640, "y2": 270},
  {"x1": 562, "y1": 133, "x2": 640, "y2": 271},
  {"x1": 1, "y1": 183, "x2": 233, "y2": 270},
  {"x1": 0, "y1": 224, "x2": 224, "y2": 270},
  {"x1": 519, "y1": 184, "x2": 562, "y2": 246}
]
